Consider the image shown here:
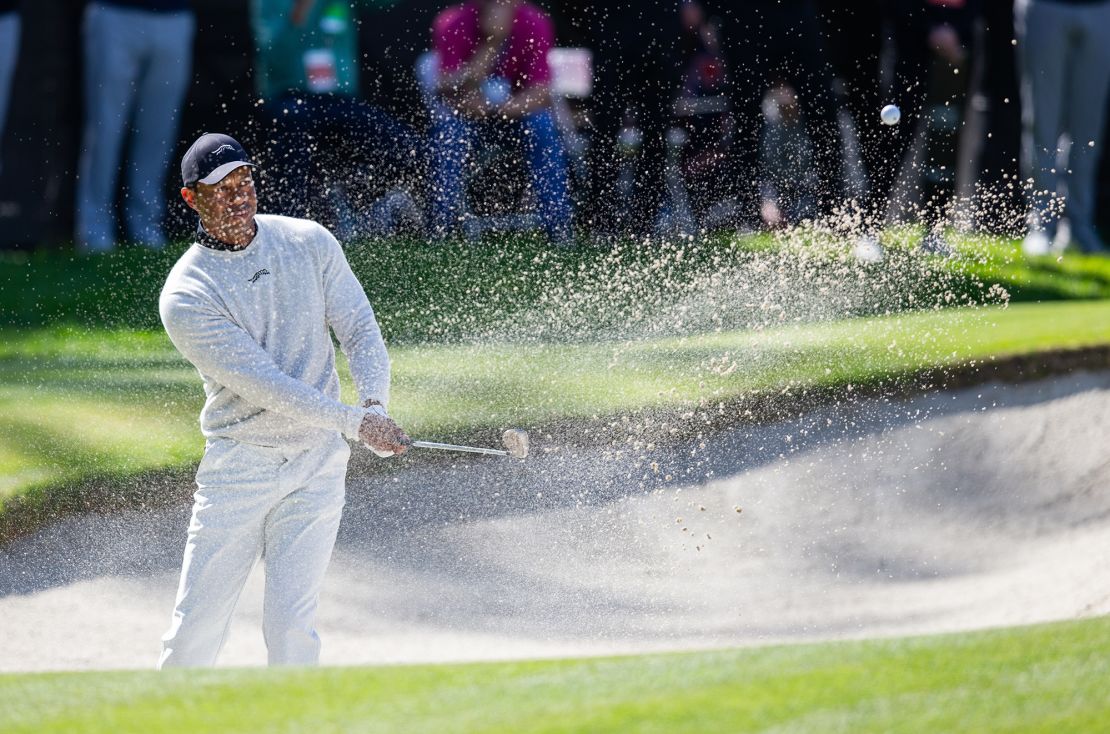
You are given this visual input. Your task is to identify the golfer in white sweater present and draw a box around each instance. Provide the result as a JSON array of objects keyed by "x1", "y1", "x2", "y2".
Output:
[{"x1": 157, "y1": 132, "x2": 411, "y2": 668}]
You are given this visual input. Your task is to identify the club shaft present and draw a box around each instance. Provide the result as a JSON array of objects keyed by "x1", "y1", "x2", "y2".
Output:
[{"x1": 411, "y1": 440, "x2": 508, "y2": 456}]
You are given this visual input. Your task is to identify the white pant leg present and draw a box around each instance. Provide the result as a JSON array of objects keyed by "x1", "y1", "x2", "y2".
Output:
[
  {"x1": 1015, "y1": 0, "x2": 1070, "y2": 237},
  {"x1": 0, "y1": 13, "x2": 20, "y2": 173},
  {"x1": 1061, "y1": 1, "x2": 1110, "y2": 249},
  {"x1": 124, "y1": 10, "x2": 194, "y2": 248},
  {"x1": 158, "y1": 439, "x2": 287, "y2": 669},
  {"x1": 76, "y1": 3, "x2": 142, "y2": 252},
  {"x1": 262, "y1": 435, "x2": 349, "y2": 666}
]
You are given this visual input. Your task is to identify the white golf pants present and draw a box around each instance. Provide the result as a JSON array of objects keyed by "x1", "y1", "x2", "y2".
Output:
[{"x1": 158, "y1": 434, "x2": 350, "y2": 668}]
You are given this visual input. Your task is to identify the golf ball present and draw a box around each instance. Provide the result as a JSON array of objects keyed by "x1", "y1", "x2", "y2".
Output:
[{"x1": 881, "y1": 104, "x2": 901, "y2": 126}]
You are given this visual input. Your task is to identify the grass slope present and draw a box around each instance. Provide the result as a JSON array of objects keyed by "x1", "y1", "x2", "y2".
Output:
[
  {"x1": 2, "y1": 239, "x2": 1109, "y2": 730},
  {"x1": 3, "y1": 301, "x2": 1110, "y2": 510},
  {"x1": 2, "y1": 616, "x2": 1108, "y2": 733},
  {"x1": 3, "y1": 233, "x2": 1110, "y2": 335},
  {"x1": 2, "y1": 233, "x2": 1109, "y2": 534}
]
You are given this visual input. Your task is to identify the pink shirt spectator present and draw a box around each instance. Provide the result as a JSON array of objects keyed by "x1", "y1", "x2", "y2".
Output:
[{"x1": 433, "y1": 2, "x2": 554, "y2": 89}]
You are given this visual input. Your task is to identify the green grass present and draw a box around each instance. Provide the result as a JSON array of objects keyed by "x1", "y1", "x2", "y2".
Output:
[
  {"x1": 392, "y1": 300, "x2": 1110, "y2": 431},
  {"x1": 0, "y1": 329, "x2": 198, "y2": 502},
  {"x1": 2, "y1": 237, "x2": 1110, "y2": 729},
  {"x1": 2, "y1": 233, "x2": 1109, "y2": 533},
  {"x1": 2, "y1": 615, "x2": 1108, "y2": 733},
  {"x1": 955, "y1": 235, "x2": 1110, "y2": 301},
  {"x1": 4, "y1": 232, "x2": 1110, "y2": 338},
  {"x1": 2, "y1": 300, "x2": 1110, "y2": 536}
]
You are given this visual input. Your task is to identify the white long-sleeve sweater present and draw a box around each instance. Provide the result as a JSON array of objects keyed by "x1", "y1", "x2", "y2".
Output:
[{"x1": 160, "y1": 214, "x2": 389, "y2": 449}]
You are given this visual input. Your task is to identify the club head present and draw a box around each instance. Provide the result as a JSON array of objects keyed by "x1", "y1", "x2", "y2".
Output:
[{"x1": 501, "y1": 428, "x2": 530, "y2": 459}]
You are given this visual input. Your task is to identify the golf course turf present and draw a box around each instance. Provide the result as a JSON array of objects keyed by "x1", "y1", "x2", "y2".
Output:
[
  {"x1": 2, "y1": 615, "x2": 1108, "y2": 733},
  {"x1": 2, "y1": 231, "x2": 1108, "y2": 520},
  {"x1": 3, "y1": 298, "x2": 1109, "y2": 541},
  {"x1": 1, "y1": 233, "x2": 1109, "y2": 730}
]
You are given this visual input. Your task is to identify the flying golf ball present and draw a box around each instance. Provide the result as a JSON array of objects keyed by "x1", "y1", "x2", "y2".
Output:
[{"x1": 881, "y1": 104, "x2": 901, "y2": 126}]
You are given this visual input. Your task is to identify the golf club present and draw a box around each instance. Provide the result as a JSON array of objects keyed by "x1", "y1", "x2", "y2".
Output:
[{"x1": 411, "y1": 429, "x2": 529, "y2": 459}]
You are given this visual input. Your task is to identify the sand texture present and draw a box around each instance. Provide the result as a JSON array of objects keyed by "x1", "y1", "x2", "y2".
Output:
[{"x1": 2, "y1": 371, "x2": 1108, "y2": 671}]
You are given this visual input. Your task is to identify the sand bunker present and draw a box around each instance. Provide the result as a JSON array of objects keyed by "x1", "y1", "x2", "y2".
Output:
[{"x1": 2, "y1": 370, "x2": 1108, "y2": 671}]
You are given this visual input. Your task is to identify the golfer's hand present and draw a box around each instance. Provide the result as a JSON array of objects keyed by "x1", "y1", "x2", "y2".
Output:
[{"x1": 358, "y1": 411, "x2": 412, "y2": 457}]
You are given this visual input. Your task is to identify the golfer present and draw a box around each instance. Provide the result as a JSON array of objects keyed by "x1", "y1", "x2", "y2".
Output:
[{"x1": 157, "y1": 132, "x2": 410, "y2": 668}]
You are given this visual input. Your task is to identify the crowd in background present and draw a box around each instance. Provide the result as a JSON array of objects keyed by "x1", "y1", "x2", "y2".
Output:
[{"x1": 0, "y1": 0, "x2": 1107, "y2": 256}]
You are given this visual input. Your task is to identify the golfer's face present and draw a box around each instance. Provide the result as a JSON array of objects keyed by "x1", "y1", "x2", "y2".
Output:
[{"x1": 194, "y1": 166, "x2": 257, "y2": 230}]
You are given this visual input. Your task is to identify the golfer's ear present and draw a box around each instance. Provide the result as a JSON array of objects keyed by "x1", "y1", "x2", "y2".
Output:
[{"x1": 181, "y1": 187, "x2": 197, "y2": 211}]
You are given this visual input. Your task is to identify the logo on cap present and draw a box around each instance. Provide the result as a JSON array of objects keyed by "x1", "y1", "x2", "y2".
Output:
[{"x1": 181, "y1": 133, "x2": 256, "y2": 187}]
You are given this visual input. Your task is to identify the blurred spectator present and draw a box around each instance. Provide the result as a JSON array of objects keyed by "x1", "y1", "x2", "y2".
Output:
[
  {"x1": 975, "y1": 0, "x2": 1025, "y2": 234},
  {"x1": 1016, "y1": 0, "x2": 1110, "y2": 255},
  {"x1": 919, "y1": 0, "x2": 979, "y2": 252},
  {"x1": 572, "y1": 1, "x2": 673, "y2": 236},
  {"x1": 427, "y1": 0, "x2": 572, "y2": 241},
  {"x1": 822, "y1": 0, "x2": 979, "y2": 256},
  {"x1": 662, "y1": 0, "x2": 737, "y2": 232},
  {"x1": 253, "y1": 0, "x2": 426, "y2": 237},
  {"x1": 676, "y1": 2, "x2": 726, "y2": 105},
  {"x1": 76, "y1": 0, "x2": 195, "y2": 252},
  {"x1": 760, "y1": 84, "x2": 819, "y2": 228},
  {"x1": 726, "y1": 0, "x2": 847, "y2": 229},
  {"x1": 822, "y1": 0, "x2": 909, "y2": 240},
  {"x1": 0, "y1": 1, "x2": 18, "y2": 175}
]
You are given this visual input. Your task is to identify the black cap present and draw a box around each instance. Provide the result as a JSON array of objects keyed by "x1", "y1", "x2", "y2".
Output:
[{"x1": 181, "y1": 133, "x2": 255, "y2": 187}]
